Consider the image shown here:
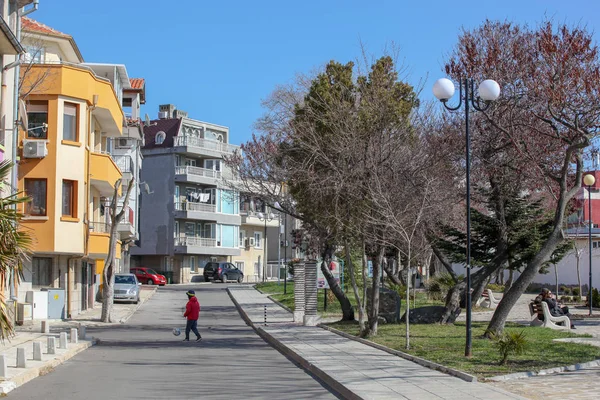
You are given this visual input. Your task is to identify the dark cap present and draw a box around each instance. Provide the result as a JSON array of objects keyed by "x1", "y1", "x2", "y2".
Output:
[{"x1": 186, "y1": 290, "x2": 195, "y2": 297}]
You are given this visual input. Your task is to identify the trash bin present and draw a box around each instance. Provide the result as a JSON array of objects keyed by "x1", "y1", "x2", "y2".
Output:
[{"x1": 161, "y1": 271, "x2": 174, "y2": 284}]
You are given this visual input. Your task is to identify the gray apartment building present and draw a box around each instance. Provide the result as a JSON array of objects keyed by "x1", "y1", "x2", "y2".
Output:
[{"x1": 131, "y1": 104, "x2": 241, "y2": 283}]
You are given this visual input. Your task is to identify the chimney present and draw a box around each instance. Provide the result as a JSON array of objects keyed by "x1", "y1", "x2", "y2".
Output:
[{"x1": 158, "y1": 104, "x2": 176, "y2": 119}]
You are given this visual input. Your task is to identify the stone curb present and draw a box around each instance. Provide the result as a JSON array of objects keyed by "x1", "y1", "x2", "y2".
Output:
[
  {"x1": 318, "y1": 324, "x2": 478, "y2": 383},
  {"x1": 226, "y1": 288, "x2": 360, "y2": 400},
  {"x1": 0, "y1": 337, "x2": 98, "y2": 395},
  {"x1": 486, "y1": 358, "x2": 600, "y2": 382},
  {"x1": 118, "y1": 286, "x2": 158, "y2": 323}
]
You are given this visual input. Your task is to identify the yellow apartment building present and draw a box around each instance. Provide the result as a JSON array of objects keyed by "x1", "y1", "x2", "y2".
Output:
[{"x1": 16, "y1": 17, "x2": 124, "y2": 318}]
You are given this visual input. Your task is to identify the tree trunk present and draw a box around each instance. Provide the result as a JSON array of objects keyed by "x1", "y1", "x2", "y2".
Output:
[
  {"x1": 345, "y1": 241, "x2": 366, "y2": 334},
  {"x1": 383, "y1": 262, "x2": 403, "y2": 286},
  {"x1": 554, "y1": 263, "x2": 559, "y2": 297},
  {"x1": 504, "y1": 269, "x2": 514, "y2": 292},
  {"x1": 101, "y1": 178, "x2": 135, "y2": 323},
  {"x1": 321, "y1": 243, "x2": 354, "y2": 321},
  {"x1": 365, "y1": 245, "x2": 384, "y2": 336},
  {"x1": 486, "y1": 232, "x2": 563, "y2": 336}
]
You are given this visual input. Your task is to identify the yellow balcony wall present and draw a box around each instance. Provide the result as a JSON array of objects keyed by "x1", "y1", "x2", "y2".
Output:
[
  {"x1": 21, "y1": 64, "x2": 123, "y2": 135},
  {"x1": 90, "y1": 152, "x2": 122, "y2": 196},
  {"x1": 89, "y1": 233, "x2": 121, "y2": 259}
]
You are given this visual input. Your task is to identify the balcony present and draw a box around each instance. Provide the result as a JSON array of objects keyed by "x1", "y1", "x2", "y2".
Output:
[
  {"x1": 173, "y1": 136, "x2": 239, "y2": 158},
  {"x1": 114, "y1": 155, "x2": 134, "y2": 181},
  {"x1": 174, "y1": 202, "x2": 241, "y2": 225},
  {"x1": 174, "y1": 165, "x2": 221, "y2": 185},
  {"x1": 89, "y1": 221, "x2": 121, "y2": 259},
  {"x1": 22, "y1": 63, "x2": 123, "y2": 136},
  {"x1": 90, "y1": 151, "x2": 122, "y2": 196},
  {"x1": 118, "y1": 220, "x2": 136, "y2": 239},
  {"x1": 240, "y1": 211, "x2": 281, "y2": 227},
  {"x1": 174, "y1": 236, "x2": 240, "y2": 257}
]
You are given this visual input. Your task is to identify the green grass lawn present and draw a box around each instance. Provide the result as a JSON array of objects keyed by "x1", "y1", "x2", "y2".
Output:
[
  {"x1": 256, "y1": 282, "x2": 600, "y2": 379},
  {"x1": 327, "y1": 320, "x2": 600, "y2": 379}
]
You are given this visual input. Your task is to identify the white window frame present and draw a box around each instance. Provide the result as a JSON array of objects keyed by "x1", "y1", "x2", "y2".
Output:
[
  {"x1": 190, "y1": 256, "x2": 196, "y2": 273},
  {"x1": 254, "y1": 231, "x2": 262, "y2": 249},
  {"x1": 239, "y1": 230, "x2": 245, "y2": 247}
]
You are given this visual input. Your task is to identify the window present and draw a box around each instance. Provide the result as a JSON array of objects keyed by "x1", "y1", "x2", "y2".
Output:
[
  {"x1": 185, "y1": 158, "x2": 197, "y2": 167},
  {"x1": 155, "y1": 131, "x2": 166, "y2": 145},
  {"x1": 24, "y1": 45, "x2": 44, "y2": 63},
  {"x1": 239, "y1": 230, "x2": 245, "y2": 247},
  {"x1": 204, "y1": 159, "x2": 221, "y2": 171},
  {"x1": 235, "y1": 261, "x2": 244, "y2": 272},
  {"x1": 594, "y1": 241, "x2": 600, "y2": 249},
  {"x1": 63, "y1": 103, "x2": 78, "y2": 141},
  {"x1": 62, "y1": 180, "x2": 77, "y2": 217},
  {"x1": 254, "y1": 232, "x2": 262, "y2": 248},
  {"x1": 32, "y1": 257, "x2": 53, "y2": 287},
  {"x1": 27, "y1": 101, "x2": 48, "y2": 139},
  {"x1": 25, "y1": 178, "x2": 47, "y2": 216},
  {"x1": 174, "y1": 221, "x2": 179, "y2": 238},
  {"x1": 185, "y1": 222, "x2": 195, "y2": 237},
  {"x1": 190, "y1": 256, "x2": 196, "y2": 273},
  {"x1": 203, "y1": 223, "x2": 216, "y2": 239}
]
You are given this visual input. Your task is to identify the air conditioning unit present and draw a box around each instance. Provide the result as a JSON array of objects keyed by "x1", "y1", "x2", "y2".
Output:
[
  {"x1": 118, "y1": 138, "x2": 129, "y2": 147},
  {"x1": 22, "y1": 140, "x2": 48, "y2": 158},
  {"x1": 248, "y1": 237, "x2": 256, "y2": 247}
]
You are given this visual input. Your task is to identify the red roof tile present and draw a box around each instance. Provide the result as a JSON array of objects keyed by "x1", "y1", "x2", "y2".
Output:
[
  {"x1": 21, "y1": 16, "x2": 70, "y2": 38},
  {"x1": 129, "y1": 78, "x2": 145, "y2": 90}
]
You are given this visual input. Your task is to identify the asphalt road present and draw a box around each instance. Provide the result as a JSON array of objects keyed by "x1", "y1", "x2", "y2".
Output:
[{"x1": 11, "y1": 283, "x2": 338, "y2": 399}]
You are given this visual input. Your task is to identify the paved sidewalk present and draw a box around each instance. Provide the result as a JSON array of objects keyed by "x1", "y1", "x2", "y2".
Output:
[
  {"x1": 0, "y1": 286, "x2": 157, "y2": 394},
  {"x1": 229, "y1": 286, "x2": 526, "y2": 400}
]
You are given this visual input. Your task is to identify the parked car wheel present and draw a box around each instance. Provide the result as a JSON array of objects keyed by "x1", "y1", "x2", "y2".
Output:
[
  {"x1": 221, "y1": 274, "x2": 227, "y2": 283},
  {"x1": 237, "y1": 275, "x2": 243, "y2": 283},
  {"x1": 147, "y1": 279, "x2": 154, "y2": 285},
  {"x1": 134, "y1": 296, "x2": 139, "y2": 304},
  {"x1": 204, "y1": 275, "x2": 210, "y2": 282}
]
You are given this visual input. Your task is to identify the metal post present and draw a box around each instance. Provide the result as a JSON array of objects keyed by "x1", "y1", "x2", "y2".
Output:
[
  {"x1": 277, "y1": 215, "x2": 281, "y2": 284},
  {"x1": 590, "y1": 184, "x2": 594, "y2": 316},
  {"x1": 263, "y1": 218, "x2": 267, "y2": 282},
  {"x1": 465, "y1": 78, "x2": 473, "y2": 358},
  {"x1": 284, "y1": 214, "x2": 288, "y2": 294},
  {"x1": 324, "y1": 288, "x2": 328, "y2": 311},
  {"x1": 264, "y1": 304, "x2": 267, "y2": 326}
]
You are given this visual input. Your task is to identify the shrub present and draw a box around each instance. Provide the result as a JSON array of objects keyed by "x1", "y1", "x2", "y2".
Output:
[
  {"x1": 573, "y1": 287, "x2": 580, "y2": 296},
  {"x1": 491, "y1": 331, "x2": 528, "y2": 365},
  {"x1": 592, "y1": 288, "x2": 600, "y2": 308},
  {"x1": 575, "y1": 295, "x2": 582, "y2": 303},
  {"x1": 487, "y1": 283, "x2": 505, "y2": 292},
  {"x1": 560, "y1": 296, "x2": 571, "y2": 303},
  {"x1": 560, "y1": 285, "x2": 568, "y2": 294},
  {"x1": 425, "y1": 273, "x2": 457, "y2": 301},
  {"x1": 563, "y1": 287, "x2": 571, "y2": 295}
]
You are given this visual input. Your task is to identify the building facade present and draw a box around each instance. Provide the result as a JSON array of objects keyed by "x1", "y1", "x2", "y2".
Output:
[
  {"x1": 132, "y1": 105, "x2": 241, "y2": 283},
  {"x1": 15, "y1": 17, "x2": 140, "y2": 318}
]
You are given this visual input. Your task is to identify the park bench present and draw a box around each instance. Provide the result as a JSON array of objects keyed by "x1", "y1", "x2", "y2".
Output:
[
  {"x1": 476, "y1": 289, "x2": 501, "y2": 308},
  {"x1": 529, "y1": 301, "x2": 571, "y2": 331}
]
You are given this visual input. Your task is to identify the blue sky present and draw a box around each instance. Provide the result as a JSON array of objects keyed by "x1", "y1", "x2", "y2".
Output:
[{"x1": 32, "y1": 0, "x2": 600, "y2": 145}]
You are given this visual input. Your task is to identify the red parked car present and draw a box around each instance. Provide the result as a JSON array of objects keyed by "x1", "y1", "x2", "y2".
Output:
[{"x1": 130, "y1": 267, "x2": 167, "y2": 286}]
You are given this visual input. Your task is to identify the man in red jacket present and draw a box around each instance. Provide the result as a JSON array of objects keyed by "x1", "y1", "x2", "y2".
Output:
[{"x1": 183, "y1": 290, "x2": 202, "y2": 341}]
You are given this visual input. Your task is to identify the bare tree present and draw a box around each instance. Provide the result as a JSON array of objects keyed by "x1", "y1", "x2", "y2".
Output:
[{"x1": 101, "y1": 178, "x2": 135, "y2": 323}]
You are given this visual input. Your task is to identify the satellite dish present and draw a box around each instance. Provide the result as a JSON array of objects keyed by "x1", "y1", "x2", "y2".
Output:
[
  {"x1": 144, "y1": 113, "x2": 156, "y2": 127},
  {"x1": 18, "y1": 99, "x2": 28, "y2": 129}
]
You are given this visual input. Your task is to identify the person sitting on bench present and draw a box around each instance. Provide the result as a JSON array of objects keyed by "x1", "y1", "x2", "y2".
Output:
[{"x1": 535, "y1": 288, "x2": 575, "y2": 329}]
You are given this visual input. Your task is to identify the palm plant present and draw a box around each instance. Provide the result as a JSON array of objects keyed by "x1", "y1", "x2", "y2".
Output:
[{"x1": 0, "y1": 161, "x2": 33, "y2": 340}]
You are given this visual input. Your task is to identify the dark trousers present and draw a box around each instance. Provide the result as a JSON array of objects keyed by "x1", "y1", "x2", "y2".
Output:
[{"x1": 185, "y1": 319, "x2": 201, "y2": 339}]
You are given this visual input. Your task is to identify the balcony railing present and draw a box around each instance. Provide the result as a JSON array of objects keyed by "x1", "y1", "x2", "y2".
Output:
[
  {"x1": 175, "y1": 202, "x2": 216, "y2": 213},
  {"x1": 173, "y1": 136, "x2": 238, "y2": 154},
  {"x1": 115, "y1": 155, "x2": 134, "y2": 173},
  {"x1": 90, "y1": 221, "x2": 110, "y2": 233},
  {"x1": 175, "y1": 165, "x2": 222, "y2": 179},
  {"x1": 175, "y1": 236, "x2": 217, "y2": 247}
]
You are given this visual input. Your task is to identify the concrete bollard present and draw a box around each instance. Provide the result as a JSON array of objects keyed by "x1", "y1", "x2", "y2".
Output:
[
  {"x1": 33, "y1": 342, "x2": 42, "y2": 361},
  {"x1": 47, "y1": 337, "x2": 56, "y2": 354},
  {"x1": 70, "y1": 328, "x2": 78, "y2": 344},
  {"x1": 60, "y1": 332, "x2": 68, "y2": 349},
  {"x1": 78, "y1": 323, "x2": 86, "y2": 340},
  {"x1": 0, "y1": 354, "x2": 7, "y2": 378},
  {"x1": 41, "y1": 320, "x2": 50, "y2": 333},
  {"x1": 16, "y1": 347, "x2": 26, "y2": 368}
]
